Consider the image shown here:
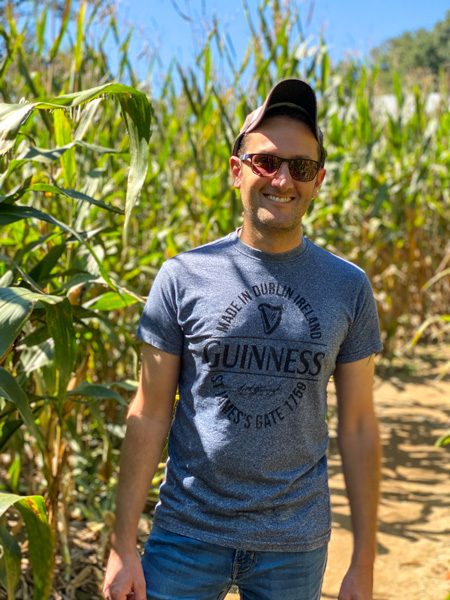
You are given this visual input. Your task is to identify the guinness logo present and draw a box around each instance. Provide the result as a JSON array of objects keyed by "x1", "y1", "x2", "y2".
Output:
[{"x1": 258, "y1": 303, "x2": 283, "y2": 334}]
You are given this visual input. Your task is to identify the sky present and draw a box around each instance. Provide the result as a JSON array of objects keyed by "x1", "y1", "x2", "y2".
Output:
[{"x1": 114, "y1": 0, "x2": 449, "y2": 80}]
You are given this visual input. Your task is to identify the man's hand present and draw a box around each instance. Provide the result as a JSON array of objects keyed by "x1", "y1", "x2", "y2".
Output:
[
  {"x1": 103, "y1": 548, "x2": 146, "y2": 600},
  {"x1": 338, "y1": 562, "x2": 373, "y2": 600}
]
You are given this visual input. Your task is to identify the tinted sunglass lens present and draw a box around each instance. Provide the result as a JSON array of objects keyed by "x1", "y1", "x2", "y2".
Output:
[
  {"x1": 291, "y1": 159, "x2": 318, "y2": 182},
  {"x1": 253, "y1": 155, "x2": 281, "y2": 175}
]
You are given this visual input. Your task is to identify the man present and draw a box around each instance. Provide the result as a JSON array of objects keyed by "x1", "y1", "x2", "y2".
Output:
[{"x1": 103, "y1": 79, "x2": 382, "y2": 600}]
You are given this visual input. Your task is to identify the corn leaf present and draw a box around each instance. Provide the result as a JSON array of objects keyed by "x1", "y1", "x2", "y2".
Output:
[
  {"x1": 27, "y1": 183, "x2": 124, "y2": 215},
  {"x1": 0, "y1": 83, "x2": 151, "y2": 155},
  {"x1": 53, "y1": 110, "x2": 76, "y2": 188},
  {"x1": 0, "y1": 287, "x2": 63, "y2": 360},
  {"x1": 0, "y1": 519, "x2": 21, "y2": 600},
  {"x1": 0, "y1": 368, "x2": 45, "y2": 451},
  {"x1": 0, "y1": 419, "x2": 23, "y2": 452},
  {"x1": 0, "y1": 493, "x2": 54, "y2": 600},
  {"x1": 87, "y1": 291, "x2": 140, "y2": 310},
  {"x1": 0, "y1": 205, "x2": 117, "y2": 291},
  {"x1": 74, "y1": 2, "x2": 86, "y2": 73},
  {"x1": 45, "y1": 299, "x2": 76, "y2": 404},
  {"x1": 0, "y1": 83, "x2": 151, "y2": 259},
  {"x1": 67, "y1": 382, "x2": 126, "y2": 405},
  {"x1": 18, "y1": 141, "x2": 122, "y2": 164},
  {"x1": 48, "y1": 0, "x2": 72, "y2": 60},
  {"x1": 117, "y1": 91, "x2": 152, "y2": 252}
]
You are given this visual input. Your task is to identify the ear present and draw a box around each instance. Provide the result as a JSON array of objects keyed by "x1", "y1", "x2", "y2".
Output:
[
  {"x1": 230, "y1": 156, "x2": 242, "y2": 189},
  {"x1": 312, "y1": 168, "x2": 326, "y2": 197}
]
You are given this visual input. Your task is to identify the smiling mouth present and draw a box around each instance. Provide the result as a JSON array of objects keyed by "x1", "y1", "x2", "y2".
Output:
[{"x1": 265, "y1": 194, "x2": 294, "y2": 204}]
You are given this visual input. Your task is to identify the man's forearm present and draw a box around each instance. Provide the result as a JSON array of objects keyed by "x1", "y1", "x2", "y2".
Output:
[
  {"x1": 338, "y1": 416, "x2": 381, "y2": 564},
  {"x1": 112, "y1": 412, "x2": 171, "y2": 553},
  {"x1": 103, "y1": 345, "x2": 179, "y2": 600}
]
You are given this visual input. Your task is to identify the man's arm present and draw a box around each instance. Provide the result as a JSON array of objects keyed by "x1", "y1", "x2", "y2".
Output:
[
  {"x1": 333, "y1": 355, "x2": 381, "y2": 600},
  {"x1": 103, "y1": 342, "x2": 181, "y2": 600}
]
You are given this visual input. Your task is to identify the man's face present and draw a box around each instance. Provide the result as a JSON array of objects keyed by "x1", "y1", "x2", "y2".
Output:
[{"x1": 230, "y1": 116, "x2": 326, "y2": 250}]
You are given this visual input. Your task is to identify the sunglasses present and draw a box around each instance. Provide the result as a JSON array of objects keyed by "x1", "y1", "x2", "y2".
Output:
[{"x1": 239, "y1": 153, "x2": 321, "y2": 182}]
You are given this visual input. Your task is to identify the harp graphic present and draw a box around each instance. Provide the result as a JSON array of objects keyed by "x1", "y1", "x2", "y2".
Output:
[{"x1": 258, "y1": 303, "x2": 283, "y2": 335}]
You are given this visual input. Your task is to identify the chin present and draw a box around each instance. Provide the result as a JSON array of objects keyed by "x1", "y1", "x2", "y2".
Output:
[{"x1": 259, "y1": 219, "x2": 302, "y2": 233}]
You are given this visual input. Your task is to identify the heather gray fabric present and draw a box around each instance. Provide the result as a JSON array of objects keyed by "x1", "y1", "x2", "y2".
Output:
[{"x1": 136, "y1": 231, "x2": 383, "y2": 552}]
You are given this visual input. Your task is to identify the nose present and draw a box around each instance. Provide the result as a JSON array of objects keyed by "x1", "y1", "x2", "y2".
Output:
[{"x1": 270, "y1": 161, "x2": 294, "y2": 189}]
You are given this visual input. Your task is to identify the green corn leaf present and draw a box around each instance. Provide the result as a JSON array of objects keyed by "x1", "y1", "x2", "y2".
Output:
[
  {"x1": 35, "y1": 6, "x2": 48, "y2": 55},
  {"x1": 20, "y1": 340, "x2": 54, "y2": 374},
  {"x1": 28, "y1": 244, "x2": 66, "y2": 284},
  {"x1": 74, "y1": 2, "x2": 86, "y2": 73},
  {"x1": 87, "y1": 291, "x2": 140, "y2": 310},
  {"x1": 0, "y1": 83, "x2": 150, "y2": 154},
  {"x1": 393, "y1": 70, "x2": 404, "y2": 108},
  {"x1": 176, "y1": 67, "x2": 198, "y2": 117},
  {"x1": 0, "y1": 518, "x2": 21, "y2": 600},
  {"x1": 17, "y1": 141, "x2": 122, "y2": 164},
  {"x1": 0, "y1": 159, "x2": 27, "y2": 190},
  {"x1": 0, "y1": 204, "x2": 117, "y2": 291},
  {"x1": 320, "y1": 49, "x2": 330, "y2": 95},
  {"x1": 5, "y1": 13, "x2": 46, "y2": 106},
  {"x1": 57, "y1": 272, "x2": 98, "y2": 291},
  {"x1": 0, "y1": 178, "x2": 32, "y2": 204},
  {"x1": 0, "y1": 28, "x2": 23, "y2": 90},
  {"x1": 0, "y1": 419, "x2": 24, "y2": 452},
  {"x1": 45, "y1": 299, "x2": 76, "y2": 403},
  {"x1": 67, "y1": 382, "x2": 126, "y2": 405},
  {"x1": 0, "y1": 287, "x2": 63, "y2": 360},
  {"x1": 8, "y1": 456, "x2": 21, "y2": 494},
  {"x1": 18, "y1": 324, "x2": 50, "y2": 349},
  {"x1": 204, "y1": 43, "x2": 211, "y2": 90},
  {"x1": 117, "y1": 92, "x2": 152, "y2": 253},
  {"x1": 0, "y1": 493, "x2": 54, "y2": 600},
  {"x1": 0, "y1": 368, "x2": 45, "y2": 451},
  {"x1": 111, "y1": 380, "x2": 139, "y2": 392},
  {"x1": 53, "y1": 110, "x2": 76, "y2": 188},
  {"x1": 0, "y1": 103, "x2": 38, "y2": 155},
  {"x1": 49, "y1": 0, "x2": 72, "y2": 61},
  {"x1": 73, "y1": 98, "x2": 102, "y2": 140},
  {"x1": 25, "y1": 183, "x2": 125, "y2": 215},
  {"x1": 0, "y1": 82, "x2": 151, "y2": 261},
  {"x1": 0, "y1": 271, "x2": 14, "y2": 287}
]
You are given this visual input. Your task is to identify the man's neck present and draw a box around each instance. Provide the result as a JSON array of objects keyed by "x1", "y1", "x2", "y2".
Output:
[{"x1": 238, "y1": 225, "x2": 303, "y2": 254}]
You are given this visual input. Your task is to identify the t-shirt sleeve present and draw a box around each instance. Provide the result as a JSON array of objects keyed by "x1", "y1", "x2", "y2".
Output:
[
  {"x1": 336, "y1": 274, "x2": 383, "y2": 363},
  {"x1": 136, "y1": 262, "x2": 183, "y2": 356}
]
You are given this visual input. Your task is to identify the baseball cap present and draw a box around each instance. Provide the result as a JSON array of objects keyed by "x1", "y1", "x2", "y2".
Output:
[{"x1": 232, "y1": 78, "x2": 321, "y2": 157}]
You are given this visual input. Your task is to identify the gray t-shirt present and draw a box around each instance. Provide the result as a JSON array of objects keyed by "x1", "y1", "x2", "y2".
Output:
[{"x1": 137, "y1": 231, "x2": 383, "y2": 552}]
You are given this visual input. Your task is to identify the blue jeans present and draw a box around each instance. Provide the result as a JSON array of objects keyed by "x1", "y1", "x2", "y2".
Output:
[{"x1": 141, "y1": 525, "x2": 327, "y2": 600}]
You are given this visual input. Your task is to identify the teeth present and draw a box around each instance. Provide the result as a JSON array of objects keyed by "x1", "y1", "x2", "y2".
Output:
[{"x1": 266, "y1": 194, "x2": 293, "y2": 203}]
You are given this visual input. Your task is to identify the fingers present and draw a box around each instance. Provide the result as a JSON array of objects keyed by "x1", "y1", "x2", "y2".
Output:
[
  {"x1": 103, "y1": 549, "x2": 146, "y2": 600},
  {"x1": 131, "y1": 577, "x2": 147, "y2": 600}
]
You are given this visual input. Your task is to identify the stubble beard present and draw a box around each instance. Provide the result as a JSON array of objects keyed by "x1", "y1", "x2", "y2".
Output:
[{"x1": 243, "y1": 197, "x2": 308, "y2": 237}]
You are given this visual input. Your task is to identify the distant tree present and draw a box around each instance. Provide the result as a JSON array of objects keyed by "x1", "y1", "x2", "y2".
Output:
[{"x1": 372, "y1": 10, "x2": 450, "y2": 92}]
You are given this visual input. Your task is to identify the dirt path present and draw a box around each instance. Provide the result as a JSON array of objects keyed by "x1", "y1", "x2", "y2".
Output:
[{"x1": 227, "y1": 351, "x2": 450, "y2": 600}]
